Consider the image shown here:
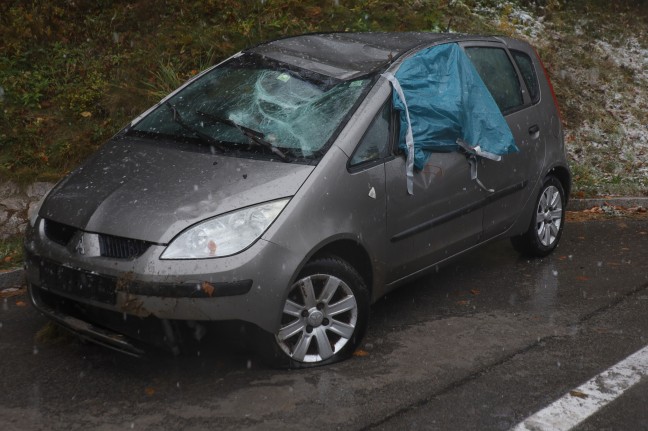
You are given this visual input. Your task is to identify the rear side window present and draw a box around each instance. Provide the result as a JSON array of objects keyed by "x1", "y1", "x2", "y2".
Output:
[
  {"x1": 511, "y1": 50, "x2": 540, "y2": 104},
  {"x1": 464, "y1": 47, "x2": 523, "y2": 113}
]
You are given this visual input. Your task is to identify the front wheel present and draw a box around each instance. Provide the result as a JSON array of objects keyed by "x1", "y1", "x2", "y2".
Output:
[
  {"x1": 511, "y1": 176, "x2": 566, "y2": 257},
  {"x1": 258, "y1": 257, "x2": 369, "y2": 369}
]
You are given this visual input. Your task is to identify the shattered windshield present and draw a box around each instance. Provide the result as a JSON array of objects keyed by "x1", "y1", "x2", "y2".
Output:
[{"x1": 131, "y1": 53, "x2": 371, "y2": 160}]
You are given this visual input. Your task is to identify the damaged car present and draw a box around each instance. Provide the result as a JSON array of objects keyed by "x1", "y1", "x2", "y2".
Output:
[{"x1": 25, "y1": 32, "x2": 570, "y2": 368}]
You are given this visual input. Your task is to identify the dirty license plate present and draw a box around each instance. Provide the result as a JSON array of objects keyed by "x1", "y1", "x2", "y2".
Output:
[{"x1": 40, "y1": 262, "x2": 117, "y2": 305}]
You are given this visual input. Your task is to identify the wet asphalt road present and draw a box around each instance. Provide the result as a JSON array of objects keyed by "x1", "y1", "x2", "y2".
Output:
[{"x1": 1, "y1": 217, "x2": 647, "y2": 430}]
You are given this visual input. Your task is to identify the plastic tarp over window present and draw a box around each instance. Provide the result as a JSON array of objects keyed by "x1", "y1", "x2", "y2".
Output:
[{"x1": 386, "y1": 43, "x2": 518, "y2": 179}]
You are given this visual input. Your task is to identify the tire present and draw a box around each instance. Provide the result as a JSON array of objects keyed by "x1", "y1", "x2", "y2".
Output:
[
  {"x1": 257, "y1": 257, "x2": 369, "y2": 369},
  {"x1": 511, "y1": 176, "x2": 565, "y2": 258}
]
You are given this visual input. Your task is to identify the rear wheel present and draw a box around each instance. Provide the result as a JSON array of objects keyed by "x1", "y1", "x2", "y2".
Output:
[
  {"x1": 258, "y1": 257, "x2": 369, "y2": 368},
  {"x1": 511, "y1": 176, "x2": 565, "y2": 257}
]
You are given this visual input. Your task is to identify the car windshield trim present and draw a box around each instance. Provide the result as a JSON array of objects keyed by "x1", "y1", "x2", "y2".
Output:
[{"x1": 237, "y1": 51, "x2": 345, "y2": 91}]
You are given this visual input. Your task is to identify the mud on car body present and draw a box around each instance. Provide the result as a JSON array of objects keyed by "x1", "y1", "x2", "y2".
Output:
[{"x1": 25, "y1": 32, "x2": 570, "y2": 368}]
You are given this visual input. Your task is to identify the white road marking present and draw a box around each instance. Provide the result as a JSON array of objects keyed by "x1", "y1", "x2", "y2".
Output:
[{"x1": 512, "y1": 344, "x2": 648, "y2": 431}]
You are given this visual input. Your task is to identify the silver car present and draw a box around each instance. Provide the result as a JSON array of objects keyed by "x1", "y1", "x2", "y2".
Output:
[{"x1": 25, "y1": 32, "x2": 570, "y2": 368}]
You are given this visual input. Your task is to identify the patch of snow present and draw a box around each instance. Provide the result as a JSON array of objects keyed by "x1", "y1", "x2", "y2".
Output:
[
  {"x1": 472, "y1": 1, "x2": 545, "y2": 40},
  {"x1": 595, "y1": 38, "x2": 648, "y2": 84},
  {"x1": 564, "y1": 36, "x2": 648, "y2": 193}
]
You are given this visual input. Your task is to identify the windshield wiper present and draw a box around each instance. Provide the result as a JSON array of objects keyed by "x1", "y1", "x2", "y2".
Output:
[
  {"x1": 196, "y1": 110, "x2": 290, "y2": 162},
  {"x1": 165, "y1": 102, "x2": 227, "y2": 153}
]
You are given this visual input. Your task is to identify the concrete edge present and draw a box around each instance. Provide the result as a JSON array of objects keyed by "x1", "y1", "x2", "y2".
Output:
[
  {"x1": 1, "y1": 197, "x2": 645, "y2": 288},
  {"x1": 0, "y1": 268, "x2": 25, "y2": 290}
]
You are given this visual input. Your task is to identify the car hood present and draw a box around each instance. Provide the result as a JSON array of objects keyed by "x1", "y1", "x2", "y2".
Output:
[{"x1": 41, "y1": 137, "x2": 314, "y2": 243}]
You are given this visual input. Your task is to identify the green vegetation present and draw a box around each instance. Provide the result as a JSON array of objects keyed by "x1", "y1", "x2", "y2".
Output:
[
  {"x1": 0, "y1": 0, "x2": 467, "y2": 183},
  {"x1": 1, "y1": 0, "x2": 647, "y2": 195},
  {"x1": 0, "y1": 235, "x2": 23, "y2": 270}
]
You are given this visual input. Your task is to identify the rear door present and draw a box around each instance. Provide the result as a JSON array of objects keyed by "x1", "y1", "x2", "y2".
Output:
[{"x1": 461, "y1": 42, "x2": 546, "y2": 239}]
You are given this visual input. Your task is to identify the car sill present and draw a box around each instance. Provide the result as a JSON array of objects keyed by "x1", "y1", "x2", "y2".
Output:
[{"x1": 391, "y1": 180, "x2": 528, "y2": 242}]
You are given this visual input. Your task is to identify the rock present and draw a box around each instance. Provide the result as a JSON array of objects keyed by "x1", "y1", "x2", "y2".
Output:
[
  {"x1": 0, "y1": 181, "x2": 19, "y2": 198},
  {"x1": 0, "y1": 197, "x2": 27, "y2": 212},
  {"x1": 26, "y1": 182, "x2": 55, "y2": 200},
  {"x1": 0, "y1": 181, "x2": 55, "y2": 239},
  {"x1": 3, "y1": 213, "x2": 26, "y2": 237}
]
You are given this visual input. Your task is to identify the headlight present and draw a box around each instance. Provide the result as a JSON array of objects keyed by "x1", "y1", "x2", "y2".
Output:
[{"x1": 160, "y1": 198, "x2": 289, "y2": 259}]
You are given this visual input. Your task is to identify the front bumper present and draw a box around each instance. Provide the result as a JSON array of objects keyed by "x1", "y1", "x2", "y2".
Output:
[
  {"x1": 29, "y1": 287, "x2": 146, "y2": 357},
  {"x1": 25, "y1": 217, "x2": 302, "y2": 338}
]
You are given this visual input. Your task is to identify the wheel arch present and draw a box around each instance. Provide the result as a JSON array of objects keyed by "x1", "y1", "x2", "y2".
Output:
[
  {"x1": 308, "y1": 239, "x2": 374, "y2": 298},
  {"x1": 547, "y1": 165, "x2": 571, "y2": 206},
  {"x1": 260, "y1": 239, "x2": 374, "y2": 368}
]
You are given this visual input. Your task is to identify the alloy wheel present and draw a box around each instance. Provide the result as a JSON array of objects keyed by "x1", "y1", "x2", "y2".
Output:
[
  {"x1": 535, "y1": 185, "x2": 563, "y2": 247},
  {"x1": 276, "y1": 273, "x2": 358, "y2": 363}
]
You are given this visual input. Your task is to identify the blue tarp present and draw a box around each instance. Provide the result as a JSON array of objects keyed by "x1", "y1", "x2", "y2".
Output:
[{"x1": 390, "y1": 43, "x2": 518, "y2": 171}]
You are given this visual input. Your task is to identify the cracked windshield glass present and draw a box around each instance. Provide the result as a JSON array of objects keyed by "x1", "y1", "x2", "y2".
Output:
[{"x1": 131, "y1": 54, "x2": 370, "y2": 159}]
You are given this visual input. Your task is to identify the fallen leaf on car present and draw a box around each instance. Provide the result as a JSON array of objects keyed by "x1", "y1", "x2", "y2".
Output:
[
  {"x1": 353, "y1": 349, "x2": 369, "y2": 357},
  {"x1": 145, "y1": 387, "x2": 156, "y2": 396},
  {"x1": 201, "y1": 281, "x2": 215, "y2": 297},
  {"x1": 470, "y1": 289, "x2": 480, "y2": 296}
]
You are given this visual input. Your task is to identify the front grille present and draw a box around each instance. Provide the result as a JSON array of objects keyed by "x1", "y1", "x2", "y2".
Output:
[
  {"x1": 98, "y1": 234, "x2": 152, "y2": 259},
  {"x1": 44, "y1": 219, "x2": 77, "y2": 246},
  {"x1": 43, "y1": 218, "x2": 152, "y2": 259}
]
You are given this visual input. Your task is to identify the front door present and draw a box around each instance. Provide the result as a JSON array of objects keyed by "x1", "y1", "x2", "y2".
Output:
[{"x1": 384, "y1": 152, "x2": 483, "y2": 284}]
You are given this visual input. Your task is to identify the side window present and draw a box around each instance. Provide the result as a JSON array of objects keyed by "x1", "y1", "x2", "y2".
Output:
[
  {"x1": 349, "y1": 101, "x2": 390, "y2": 167},
  {"x1": 511, "y1": 50, "x2": 540, "y2": 104},
  {"x1": 464, "y1": 47, "x2": 524, "y2": 113}
]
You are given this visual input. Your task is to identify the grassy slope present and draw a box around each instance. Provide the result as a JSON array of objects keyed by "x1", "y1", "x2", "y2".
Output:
[
  {"x1": 1, "y1": 0, "x2": 647, "y2": 195},
  {"x1": 536, "y1": 1, "x2": 648, "y2": 197}
]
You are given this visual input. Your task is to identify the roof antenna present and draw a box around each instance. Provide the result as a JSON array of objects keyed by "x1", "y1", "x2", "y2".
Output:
[{"x1": 445, "y1": 18, "x2": 453, "y2": 33}]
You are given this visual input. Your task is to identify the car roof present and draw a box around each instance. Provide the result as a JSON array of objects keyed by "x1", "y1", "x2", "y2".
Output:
[{"x1": 248, "y1": 32, "x2": 504, "y2": 80}]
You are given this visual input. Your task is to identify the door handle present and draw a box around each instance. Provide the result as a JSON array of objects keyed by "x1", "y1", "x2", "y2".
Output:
[{"x1": 528, "y1": 124, "x2": 540, "y2": 135}]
